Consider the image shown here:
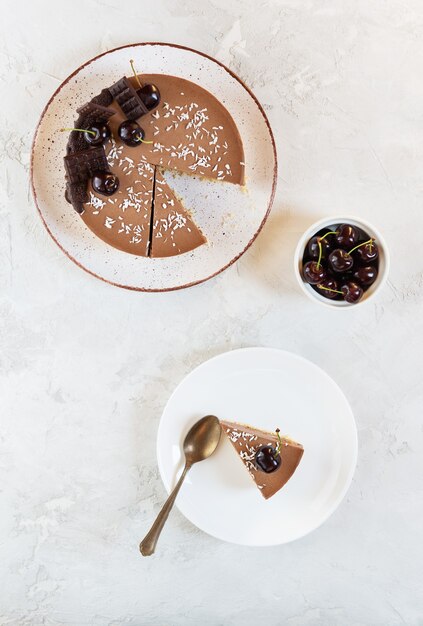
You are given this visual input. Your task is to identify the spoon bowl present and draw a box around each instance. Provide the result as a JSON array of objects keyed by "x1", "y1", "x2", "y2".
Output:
[{"x1": 183, "y1": 414, "x2": 222, "y2": 463}]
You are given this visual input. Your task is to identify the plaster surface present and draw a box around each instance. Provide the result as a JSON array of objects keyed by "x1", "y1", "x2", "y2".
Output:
[{"x1": 0, "y1": 1, "x2": 422, "y2": 624}]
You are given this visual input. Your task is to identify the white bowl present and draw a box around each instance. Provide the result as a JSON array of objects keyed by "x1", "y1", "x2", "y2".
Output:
[{"x1": 294, "y1": 216, "x2": 390, "y2": 308}]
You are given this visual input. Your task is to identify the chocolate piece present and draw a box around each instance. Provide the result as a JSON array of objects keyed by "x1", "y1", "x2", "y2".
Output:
[
  {"x1": 220, "y1": 420, "x2": 304, "y2": 499},
  {"x1": 84, "y1": 146, "x2": 109, "y2": 175},
  {"x1": 65, "y1": 181, "x2": 88, "y2": 214},
  {"x1": 109, "y1": 77, "x2": 147, "y2": 120},
  {"x1": 64, "y1": 153, "x2": 87, "y2": 184},
  {"x1": 91, "y1": 88, "x2": 113, "y2": 107},
  {"x1": 66, "y1": 90, "x2": 115, "y2": 154},
  {"x1": 76, "y1": 101, "x2": 115, "y2": 125},
  {"x1": 64, "y1": 145, "x2": 108, "y2": 184},
  {"x1": 67, "y1": 127, "x2": 87, "y2": 154}
]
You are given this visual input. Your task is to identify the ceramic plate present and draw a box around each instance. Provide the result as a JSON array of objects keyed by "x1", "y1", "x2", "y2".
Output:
[
  {"x1": 31, "y1": 43, "x2": 277, "y2": 291},
  {"x1": 157, "y1": 347, "x2": 357, "y2": 546}
]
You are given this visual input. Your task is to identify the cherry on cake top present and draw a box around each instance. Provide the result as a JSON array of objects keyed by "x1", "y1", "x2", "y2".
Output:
[
  {"x1": 129, "y1": 59, "x2": 161, "y2": 111},
  {"x1": 254, "y1": 428, "x2": 283, "y2": 473},
  {"x1": 118, "y1": 120, "x2": 146, "y2": 147}
]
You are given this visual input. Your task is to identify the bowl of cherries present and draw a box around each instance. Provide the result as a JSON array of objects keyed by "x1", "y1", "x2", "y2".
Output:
[{"x1": 294, "y1": 217, "x2": 389, "y2": 307}]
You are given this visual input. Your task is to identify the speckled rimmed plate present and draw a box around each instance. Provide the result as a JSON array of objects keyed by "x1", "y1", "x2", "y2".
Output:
[
  {"x1": 31, "y1": 43, "x2": 277, "y2": 291},
  {"x1": 157, "y1": 348, "x2": 357, "y2": 546}
]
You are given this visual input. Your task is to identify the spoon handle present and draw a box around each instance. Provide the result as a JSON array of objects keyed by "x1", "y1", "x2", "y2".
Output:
[{"x1": 139, "y1": 462, "x2": 191, "y2": 556}]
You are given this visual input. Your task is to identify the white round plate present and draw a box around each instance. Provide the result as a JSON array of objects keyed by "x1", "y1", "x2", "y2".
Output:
[
  {"x1": 157, "y1": 347, "x2": 357, "y2": 546},
  {"x1": 31, "y1": 43, "x2": 277, "y2": 291}
]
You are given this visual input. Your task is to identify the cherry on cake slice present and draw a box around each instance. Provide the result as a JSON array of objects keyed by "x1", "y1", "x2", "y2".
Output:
[
  {"x1": 149, "y1": 169, "x2": 206, "y2": 258},
  {"x1": 81, "y1": 155, "x2": 155, "y2": 256},
  {"x1": 220, "y1": 420, "x2": 304, "y2": 499}
]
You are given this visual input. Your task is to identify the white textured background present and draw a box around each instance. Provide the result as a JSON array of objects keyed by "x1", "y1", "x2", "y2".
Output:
[{"x1": 1, "y1": 0, "x2": 422, "y2": 624}]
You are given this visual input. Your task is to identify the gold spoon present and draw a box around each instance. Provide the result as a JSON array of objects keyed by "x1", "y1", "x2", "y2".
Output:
[{"x1": 139, "y1": 415, "x2": 221, "y2": 556}]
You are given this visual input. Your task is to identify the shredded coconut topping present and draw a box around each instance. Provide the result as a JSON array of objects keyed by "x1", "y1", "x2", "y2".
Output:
[{"x1": 147, "y1": 97, "x2": 236, "y2": 180}]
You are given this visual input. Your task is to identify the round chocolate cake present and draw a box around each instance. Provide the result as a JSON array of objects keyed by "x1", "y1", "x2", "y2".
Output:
[{"x1": 63, "y1": 72, "x2": 245, "y2": 258}]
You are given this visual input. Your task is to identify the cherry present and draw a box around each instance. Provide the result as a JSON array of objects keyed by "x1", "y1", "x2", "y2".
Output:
[
  {"x1": 118, "y1": 120, "x2": 145, "y2": 147},
  {"x1": 255, "y1": 445, "x2": 281, "y2": 473},
  {"x1": 329, "y1": 249, "x2": 353, "y2": 273},
  {"x1": 84, "y1": 123, "x2": 110, "y2": 146},
  {"x1": 137, "y1": 84, "x2": 161, "y2": 111},
  {"x1": 255, "y1": 428, "x2": 283, "y2": 473},
  {"x1": 341, "y1": 281, "x2": 363, "y2": 303},
  {"x1": 353, "y1": 265, "x2": 378, "y2": 287},
  {"x1": 354, "y1": 240, "x2": 378, "y2": 264},
  {"x1": 336, "y1": 223, "x2": 359, "y2": 248},
  {"x1": 91, "y1": 170, "x2": 119, "y2": 196},
  {"x1": 307, "y1": 235, "x2": 332, "y2": 260},
  {"x1": 60, "y1": 125, "x2": 110, "y2": 146},
  {"x1": 303, "y1": 261, "x2": 326, "y2": 285},
  {"x1": 129, "y1": 59, "x2": 161, "y2": 111},
  {"x1": 315, "y1": 277, "x2": 341, "y2": 299}
]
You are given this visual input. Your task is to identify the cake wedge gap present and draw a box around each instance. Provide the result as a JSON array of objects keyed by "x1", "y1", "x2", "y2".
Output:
[{"x1": 150, "y1": 169, "x2": 207, "y2": 258}]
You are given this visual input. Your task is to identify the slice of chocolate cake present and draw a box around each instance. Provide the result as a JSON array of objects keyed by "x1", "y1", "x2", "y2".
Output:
[
  {"x1": 221, "y1": 420, "x2": 304, "y2": 499},
  {"x1": 80, "y1": 158, "x2": 155, "y2": 257}
]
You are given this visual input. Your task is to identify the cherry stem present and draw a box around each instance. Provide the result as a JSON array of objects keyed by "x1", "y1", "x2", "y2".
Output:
[
  {"x1": 274, "y1": 428, "x2": 282, "y2": 457},
  {"x1": 316, "y1": 231, "x2": 337, "y2": 268},
  {"x1": 317, "y1": 284, "x2": 343, "y2": 295},
  {"x1": 316, "y1": 240, "x2": 323, "y2": 269},
  {"x1": 60, "y1": 127, "x2": 96, "y2": 136},
  {"x1": 139, "y1": 137, "x2": 153, "y2": 144},
  {"x1": 320, "y1": 230, "x2": 338, "y2": 241},
  {"x1": 348, "y1": 238, "x2": 374, "y2": 255},
  {"x1": 129, "y1": 59, "x2": 142, "y2": 89}
]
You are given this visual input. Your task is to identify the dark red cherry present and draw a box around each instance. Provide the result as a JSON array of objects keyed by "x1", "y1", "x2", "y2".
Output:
[
  {"x1": 303, "y1": 261, "x2": 327, "y2": 285},
  {"x1": 329, "y1": 249, "x2": 353, "y2": 273},
  {"x1": 315, "y1": 277, "x2": 340, "y2": 299},
  {"x1": 91, "y1": 170, "x2": 119, "y2": 196},
  {"x1": 307, "y1": 235, "x2": 333, "y2": 260},
  {"x1": 336, "y1": 223, "x2": 359, "y2": 248},
  {"x1": 84, "y1": 123, "x2": 111, "y2": 146},
  {"x1": 341, "y1": 281, "x2": 363, "y2": 303},
  {"x1": 118, "y1": 120, "x2": 145, "y2": 147},
  {"x1": 353, "y1": 265, "x2": 378, "y2": 287},
  {"x1": 137, "y1": 84, "x2": 161, "y2": 110},
  {"x1": 354, "y1": 240, "x2": 379, "y2": 264},
  {"x1": 255, "y1": 445, "x2": 281, "y2": 473}
]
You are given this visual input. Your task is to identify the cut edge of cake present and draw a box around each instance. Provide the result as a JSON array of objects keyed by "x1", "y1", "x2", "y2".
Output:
[{"x1": 149, "y1": 168, "x2": 207, "y2": 258}]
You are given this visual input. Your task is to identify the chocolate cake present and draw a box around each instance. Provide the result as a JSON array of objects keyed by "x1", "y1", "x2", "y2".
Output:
[
  {"x1": 63, "y1": 70, "x2": 245, "y2": 258},
  {"x1": 221, "y1": 420, "x2": 304, "y2": 499}
]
